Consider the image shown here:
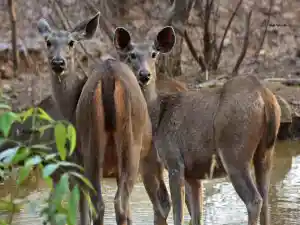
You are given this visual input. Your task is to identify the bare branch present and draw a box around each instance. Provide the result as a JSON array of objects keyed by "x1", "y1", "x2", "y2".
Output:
[
  {"x1": 213, "y1": 0, "x2": 243, "y2": 70},
  {"x1": 8, "y1": 0, "x2": 19, "y2": 77},
  {"x1": 232, "y1": 9, "x2": 252, "y2": 75},
  {"x1": 253, "y1": 0, "x2": 274, "y2": 59},
  {"x1": 203, "y1": 0, "x2": 214, "y2": 66},
  {"x1": 176, "y1": 28, "x2": 206, "y2": 71}
]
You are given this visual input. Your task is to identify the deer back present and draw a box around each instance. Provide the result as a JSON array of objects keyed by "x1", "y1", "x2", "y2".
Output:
[{"x1": 76, "y1": 59, "x2": 151, "y2": 149}]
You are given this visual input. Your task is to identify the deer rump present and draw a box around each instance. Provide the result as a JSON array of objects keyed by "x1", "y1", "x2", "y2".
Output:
[
  {"x1": 154, "y1": 75, "x2": 280, "y2": 179},
  {"x1": 76, "y1": 58, "x2": 149, "y2": 177}
]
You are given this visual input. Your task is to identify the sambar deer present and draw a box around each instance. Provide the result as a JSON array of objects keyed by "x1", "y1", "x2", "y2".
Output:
[
  {"x1": 37, "y1": 12, "x2": 101, "y2": 223},
  {"x1": 112, "y1": 26, "x2": 281, "y2": 225},
  {"x1": 75, "y1": 57, "x2": 153, "y2": 225}
]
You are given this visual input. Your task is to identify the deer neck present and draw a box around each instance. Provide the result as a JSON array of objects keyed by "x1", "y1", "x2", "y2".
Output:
[
  {"x1": 142, "y1": 81, "x2": 158, "y2": 104},
  {"x1": 141, "y1": 80, "x2": 164, "y2": 134},
  {"x1": 50, "y1": 59, "x2": 86, "y2": 122}
]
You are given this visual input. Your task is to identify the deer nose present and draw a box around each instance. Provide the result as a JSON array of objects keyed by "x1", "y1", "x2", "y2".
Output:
[
  {"x1": 51, "y1": 57, "x2": 65, "y2": 67},
  {"x1": 138, "y1": 70, "x2": 151, "y2": 84}
]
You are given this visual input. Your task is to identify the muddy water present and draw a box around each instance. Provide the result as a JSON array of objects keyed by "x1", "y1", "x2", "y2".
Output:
[{"x1": 0, "y1": 141, "x2": 300, "y2": 225}]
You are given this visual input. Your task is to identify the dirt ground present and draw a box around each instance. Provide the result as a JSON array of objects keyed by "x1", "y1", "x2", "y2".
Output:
[{"x1": 0, "y1": 0, "x2": 300, "y2": 113}]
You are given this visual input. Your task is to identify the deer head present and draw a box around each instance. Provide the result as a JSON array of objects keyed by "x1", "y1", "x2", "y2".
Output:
[
  {"x1": 113, "y1": 26, "x2": 176, "y2": 86},
  {"x1": 37, "y1": 12, "x2": 100, "y2": 76}
]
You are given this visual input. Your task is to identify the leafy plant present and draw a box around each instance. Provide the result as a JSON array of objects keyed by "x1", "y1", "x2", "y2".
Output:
[{"x1": 0, "y1": 94, "x2": 95, "y2": 225}]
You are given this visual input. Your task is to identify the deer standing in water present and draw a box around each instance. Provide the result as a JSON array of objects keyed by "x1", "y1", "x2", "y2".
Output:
[
  {"x1": 112, "y1": 26, "x2": 281, "y2": 225},
  {"x1": 75, "y1": 51, "x2": 154, "y2": 225},
  {"x1": 37, "y1": 12, "x2": 102, "y2": 224}
]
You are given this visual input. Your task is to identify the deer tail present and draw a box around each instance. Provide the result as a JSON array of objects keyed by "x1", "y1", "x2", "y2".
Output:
[
  {"x1": 101, "y1": 63, "x2": 117, "y2": 132},
  {"x1": 262, "y1": 88, "x2": 281, "y2": 149}
]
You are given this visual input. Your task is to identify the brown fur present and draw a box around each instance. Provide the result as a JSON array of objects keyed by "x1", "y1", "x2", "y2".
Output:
[
  {"x1": 100, "y1": 63, "x2": 117, "y2": 131},
  {"x1": 156, "y1": 76, "x2": 188, "y2": 94},
  {"x1": 76, "y1": 58, "x2": 152, "y2": 225},
  {"x1": 261, "y1": 87, "x2": 279, "y2": 149}
]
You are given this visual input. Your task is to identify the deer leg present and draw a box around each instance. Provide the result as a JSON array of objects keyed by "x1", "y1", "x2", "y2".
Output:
[
  {"x1": 253, "y1": 143, "x2": 274, "y2": 225},
  {"x1": 114, "y1": 140, "x2": 140, "y2": 225},
  {"x1": 168, "y1": 159, "x2": 185, "y2": 225},
  {"x1": 185, "y1": 178, "x2": 203, "y2": 225},
  {"x1": 140, "y1": 151, "x2": 171, "y2": 225},
  {"x1": 218, "y1": 148, "x2": 262, "y2": 225},
  {"x1": 81, "y1": 135, "x2": 105, "y2": 225}
]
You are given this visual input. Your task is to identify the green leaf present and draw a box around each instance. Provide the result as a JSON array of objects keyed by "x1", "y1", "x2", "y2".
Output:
[
  {"x1": 67, "y1": 124, "x2": 76, "y2": 156},
  {"x1": 68, "y1": 171, "x2": 95, "y2": 193},
  {"x1": 19, "y1": 108, "x2": 33, "y2": 122},
  {"x1": 45, "y1": 153, "x2": 58, "y2": 161},
  {"x1": 12, "y1": 147, "x2": 30, "y2": 165},
  {"x1": 38, "y1": 108, "x2": 54, "y2": 122},
  {"x1": 54, "y1": 214, "x2": 67, "y2": 225},
  {"x1": 25, "y1": 155, "x2": 42, "y2": 167},
  {"x1": 0, "y1": 112, "x2": 20, "y2": 137},
  {"x1": 68, "y1": 185, "x2": 80, "y2": 225},
  {"x1": 0, "y1": 200, "x2": 15, "y2": 211},
  {"x1": 44, "y1": 176, "x2": 53, "y2": 189},
  {"x1": 0, "y1": 103, "x2": 11, "y2": 110},
  {"x1": 0, "y1": 146, "x2": 18, "y2": 164},
  {"x1": 17, "y1": 165, "x2": 33, "y2": 185},
  {"x1": 53, "y1": 174, "x2": 70, "y2": 205},
  {"x1": 54, "y1": 123, "x2": 67, "y2": 160},
  {"x1": 38, "y1": 124, "x2": 53, "y2": 138},
  {"x1": 42, "y1": 164, "x2": 59, "y2": 178},
  {"x1": 30, "y1": 144, "x2": 52, "y2": 151},
  {"x1": 0, "y1": 137, "x2": 5, "y2": 146},
  {"x1": 82, "y1": 189, "x2": 97, "y2": 218},
  {"x1": 0, "y1": 200, "x2": 22, "y2": 212},
  {"x1": 58, "y1": 161, "x2": 84, "y2": 171}
]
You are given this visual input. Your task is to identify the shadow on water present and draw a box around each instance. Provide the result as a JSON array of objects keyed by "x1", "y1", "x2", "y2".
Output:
[{"x1": 0, "y1": 141, "x2": 299, "y2": 225}]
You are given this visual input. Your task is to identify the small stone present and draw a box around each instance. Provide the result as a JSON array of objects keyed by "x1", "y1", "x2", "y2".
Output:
[
  {"x1": 3, "y1": 84, "x2": 12, "y2": 93},
  {"x1": 223, "y1": 38, "x2": 231, "y2": 47}
]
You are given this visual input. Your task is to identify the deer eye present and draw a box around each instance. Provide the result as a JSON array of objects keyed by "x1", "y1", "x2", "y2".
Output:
[
  {"x1": 130, "y1": 52, "x2": 137, "y2": 60},
  {"x1": 46, "y1": 40, "x2": 51, "y2": 48},
  {"x1": 68, "y1": 40, "x2": 75, "y2": 47},
  {"x1": 151, "y1": 51, "x2": 157, "y2": 58}
]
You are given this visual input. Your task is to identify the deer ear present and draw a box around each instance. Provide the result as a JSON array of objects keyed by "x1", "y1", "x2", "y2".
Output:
[
  {"x1": 113, "y1": 27, "x2": 132, "y2": 52},
  {"x1": 37, "y1": 18, "x2": 52, "y2": 38},
  {"x1": 71, "y1": 12, "x2": 100, "y2": 41},
  {"x1": 154, "y1": 26, "x2": 176, "y2": 54}
]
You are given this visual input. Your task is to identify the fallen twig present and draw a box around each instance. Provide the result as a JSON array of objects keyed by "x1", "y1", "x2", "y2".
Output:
[{"x1": 263, "y1": 78, "x2": 300, "y2": 86}]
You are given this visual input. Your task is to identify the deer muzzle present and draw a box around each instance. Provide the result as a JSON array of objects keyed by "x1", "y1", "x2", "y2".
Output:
[
  {"x1": 138, "y1": 69, "x2": 151, "y2": 85},
  {"x1": 51, "y1": 57, "x2": 66, "y2": 74}
]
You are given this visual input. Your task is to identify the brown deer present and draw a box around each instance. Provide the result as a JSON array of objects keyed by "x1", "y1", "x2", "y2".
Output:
[
  {"x1": 36, "y1": 12, "x2": 102, "y2": 224},
  {"x1": 37, "y1": 13, "x2": 100, "y2": 123},
  {"x1": 75, "y1": 55, "x2": 154, "y2": 225},
  {"x1": 112, "y1": 26, "x2": 281, "y2": 225}
]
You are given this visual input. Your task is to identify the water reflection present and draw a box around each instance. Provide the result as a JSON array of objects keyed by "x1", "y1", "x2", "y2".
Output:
[{"x1": 0, "y1": 141, "x2": 299, "y2": 225}]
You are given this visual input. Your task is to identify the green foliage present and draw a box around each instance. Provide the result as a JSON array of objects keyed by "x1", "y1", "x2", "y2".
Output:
[{"x1": 0, "y1": 95, "x2": 95, "y2": 225}]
